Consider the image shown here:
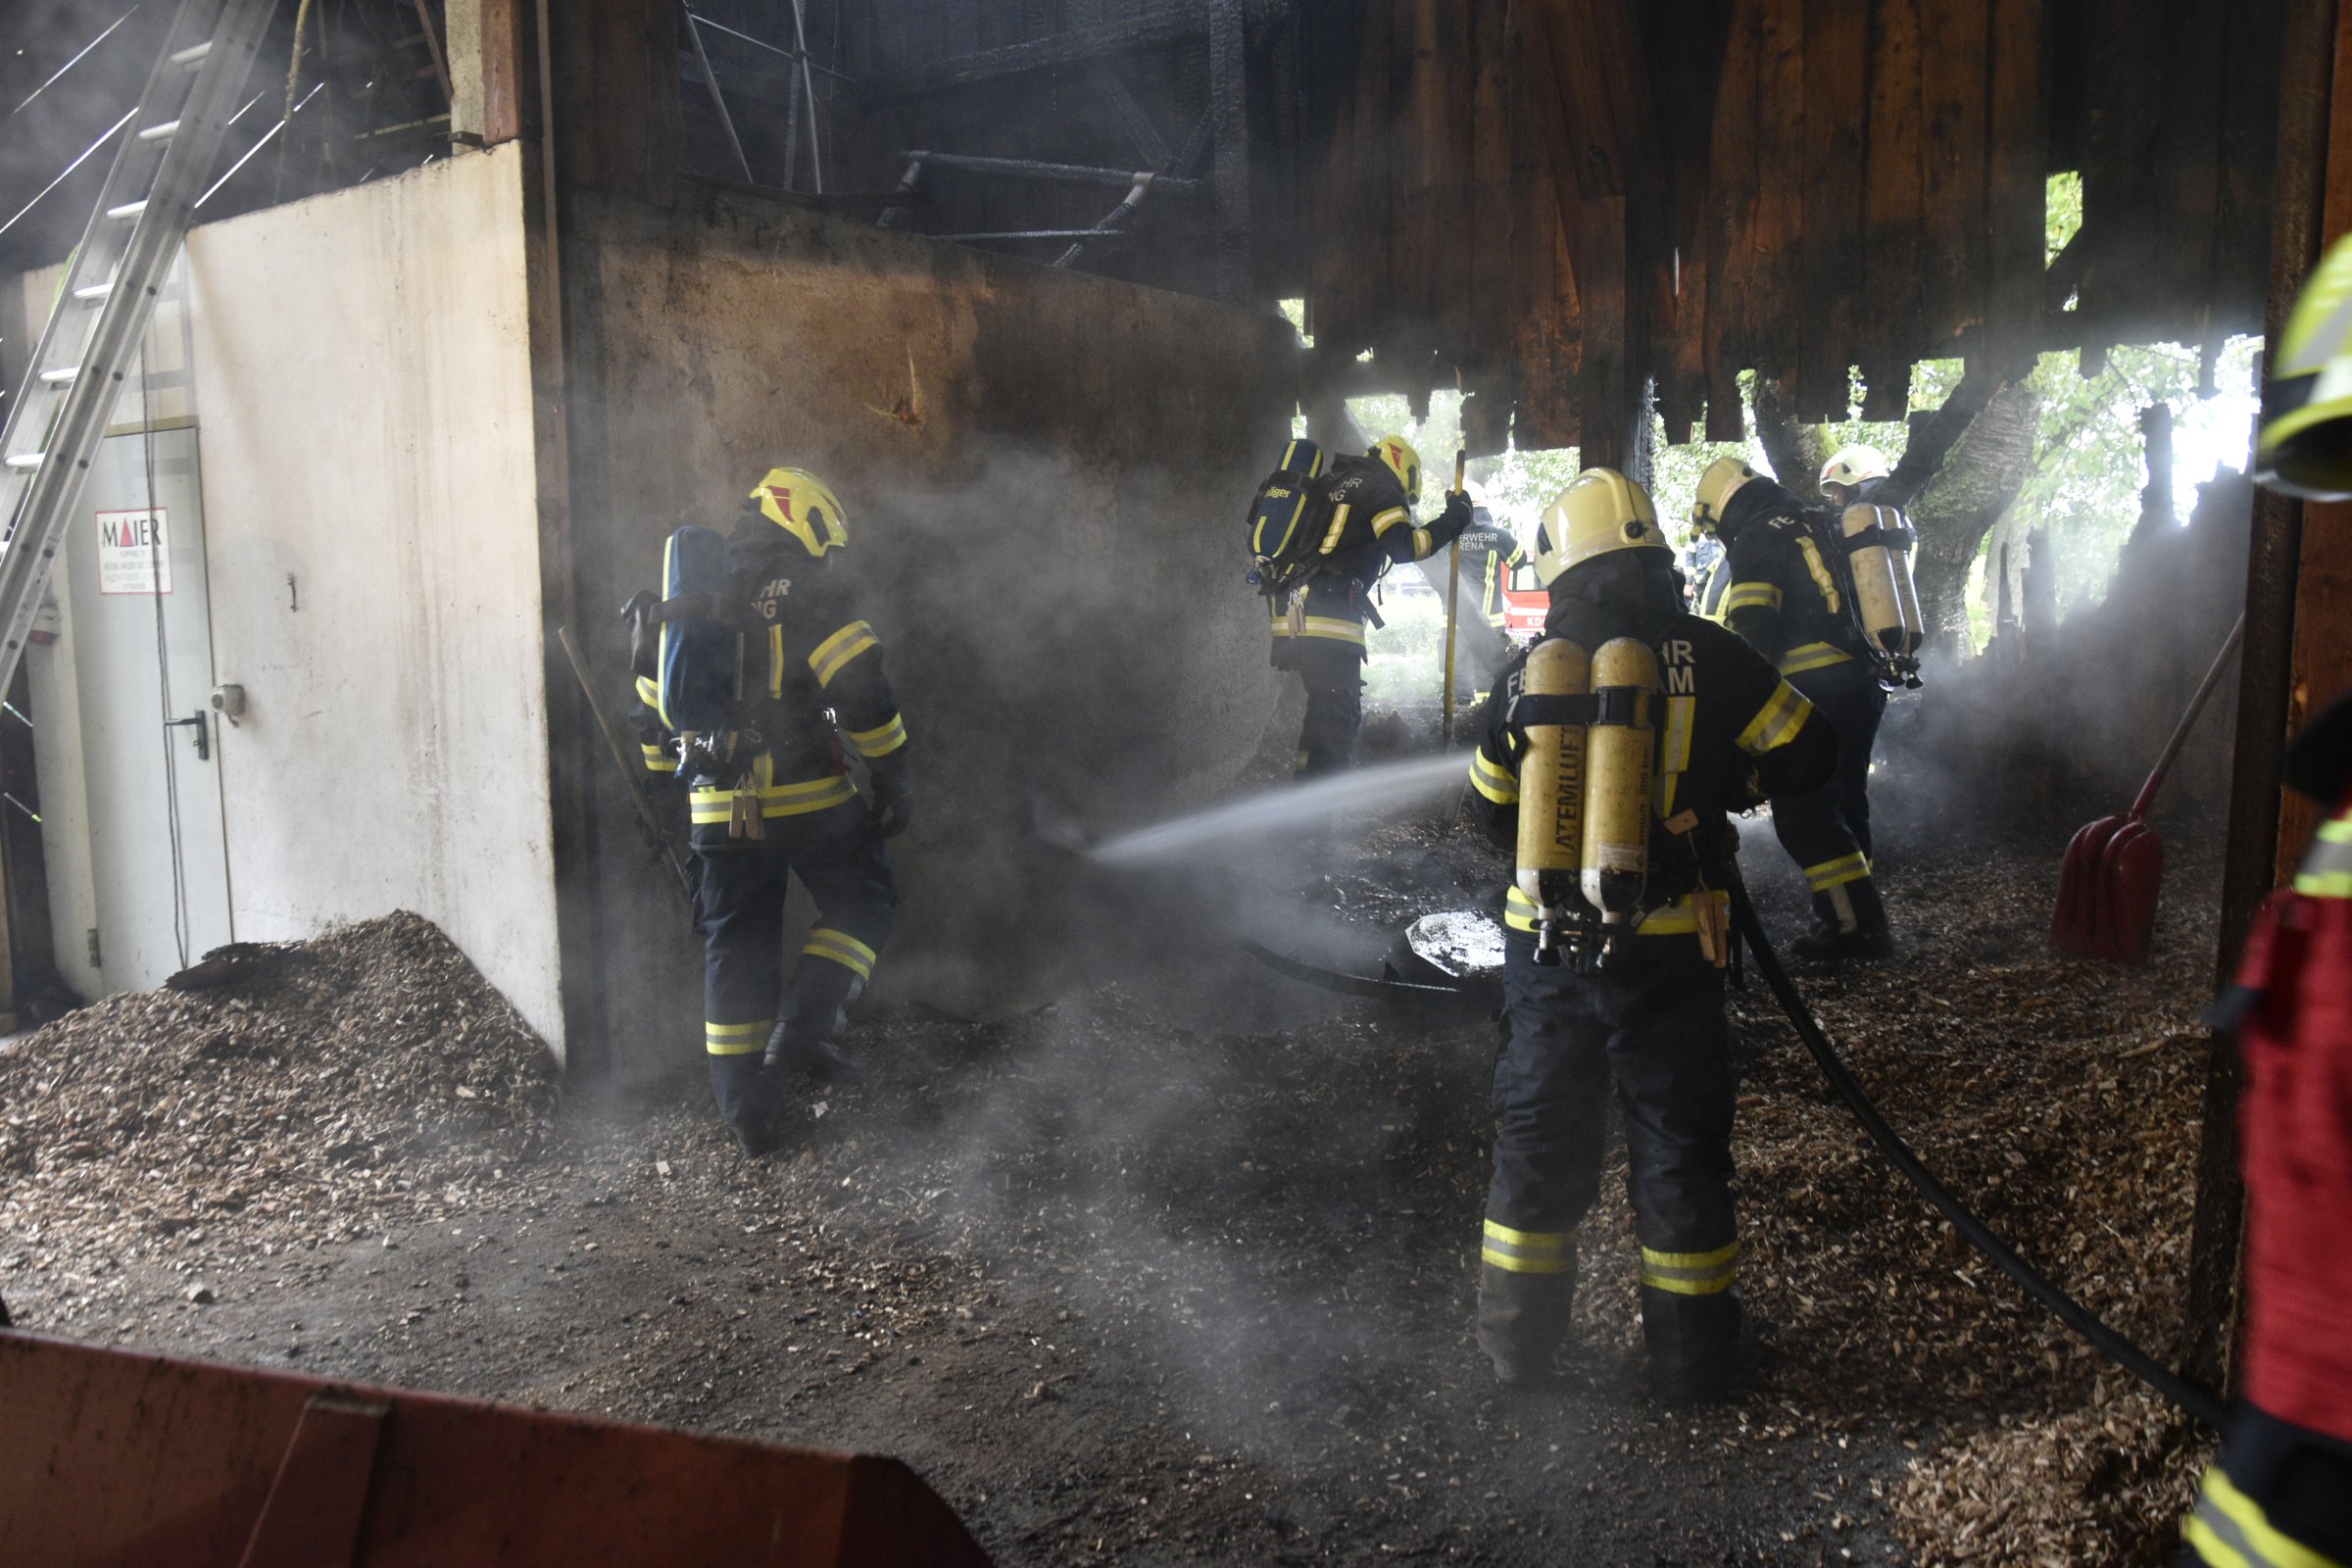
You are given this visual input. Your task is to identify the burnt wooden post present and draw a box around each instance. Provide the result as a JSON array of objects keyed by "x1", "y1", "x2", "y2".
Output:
[{"x1": 2189, "y1": 0, "x2": 2343, "y2": 1391}]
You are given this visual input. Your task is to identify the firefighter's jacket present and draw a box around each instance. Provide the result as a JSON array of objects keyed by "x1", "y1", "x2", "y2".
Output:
[
  {"x1": 1711, "y1": 479, "x2": 1875, "y2": 679},
  {"x1": 1468, "y1": 596, "x2": 1837, "y2": 939},
  {"x1": 1454, "y1": 508, "x2": 1527, "y2": 627},
  {"x1": 1271, "y1": 453, "x2": 1470, "y2": 659},
  {"x1": 2226, "y1": 686, "x2": 2352, "y2": 1446},
  {"x1": 631, "y1": 525, "x2": 909, "y2": 832}
]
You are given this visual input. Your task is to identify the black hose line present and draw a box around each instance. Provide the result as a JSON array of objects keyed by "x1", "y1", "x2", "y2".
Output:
[{"x1": 1728, "y1": 881, "x2": 2231, "y2": 1433}]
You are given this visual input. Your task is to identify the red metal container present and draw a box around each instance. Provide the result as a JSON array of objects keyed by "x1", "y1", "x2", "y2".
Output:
[{"x1": 0, "y1": 1327, "x2": 991, "y2": 1567}]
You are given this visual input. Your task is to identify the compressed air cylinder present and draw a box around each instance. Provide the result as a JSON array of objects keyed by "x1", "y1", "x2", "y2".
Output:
[
  {"x1": 1580, "y1": 637, "x2": 1660, "y2": 923},
  {"x1": 1514, "y1": 638, "x2": 1591, "y2": 917},
  {"x1": 1842, "y1": 503, "x2": 1925, "y2": 657}
]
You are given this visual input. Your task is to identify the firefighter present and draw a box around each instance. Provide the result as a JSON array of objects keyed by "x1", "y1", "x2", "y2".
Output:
[
  {"x1": 1817, "y1": 442, "x2": 1893, "y2": 510},
  {"x1": 1272, "y1": 433, "x2": 1474, "y2": 775},
  {"x1": 1466, "y1": 467, "x2": 1838, "y2": 1398},
  {"x1": 1690, "y1": 457, "x2": 1893, "y2": 961},
  {"x1": 632, "y1": 466, "x2": 911, "y2": 1156},
  {"x1": 2172, "y1": 260, "x2": 2352, "y2": 1567},
  {"x1": 1435, "y1": 496, "x2": 1526, "y2": 701}
]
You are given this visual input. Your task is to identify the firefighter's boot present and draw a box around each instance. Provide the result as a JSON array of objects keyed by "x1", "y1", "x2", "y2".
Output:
[
  {"x1": 1643, "y1": 1287, "x2": 1743, "y2": 1404},
  {"x1": 708, "y1": 1054, "x2": 790, "y2": 1157},
  {"x1": 1791, "y1": 876, "x2": 1893, "y2": 963},
  {"x1": 1476, "y1": 1258, "x2": 1576, "y2": 1390}
]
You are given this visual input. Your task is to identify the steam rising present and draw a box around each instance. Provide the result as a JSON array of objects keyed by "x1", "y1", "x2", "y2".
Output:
[{"x1": 1088, "y1": 753, "x2": 1467, "y2": 865}]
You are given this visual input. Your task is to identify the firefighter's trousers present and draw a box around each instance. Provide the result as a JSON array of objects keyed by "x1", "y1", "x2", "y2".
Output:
[
  {"x1": 1771, "y1": 668, "x2": 1887, "y2": 930},
  {"x1": 2180, "y1": 1403, "x2": 2352, "y2": 1568},
  {"x1": 1285, "y1": 638, "x2": 1365, "y2": 778},
  {"x1": 693, "y1": 804, "x2": 898, "y2": 1137},
  {"x1": 1482, "y1": 933, "x2": 1739, "y2": 1377}
]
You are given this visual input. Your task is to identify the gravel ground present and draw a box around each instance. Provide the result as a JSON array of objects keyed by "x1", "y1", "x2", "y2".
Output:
[{"x1": 0, "y1": 756, "x2": 2225, "y2": 1565}]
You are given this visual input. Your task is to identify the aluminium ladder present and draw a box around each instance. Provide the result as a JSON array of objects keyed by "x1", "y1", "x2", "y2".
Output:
[{"x1": 0, "y1": 0, "x2": 277, "y2": 694}]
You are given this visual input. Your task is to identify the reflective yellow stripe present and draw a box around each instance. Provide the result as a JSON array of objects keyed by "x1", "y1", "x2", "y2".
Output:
[
  {"x1": 2321, "y1": 816, "x2": 2352, "y2": 845},
  {"x1": 706, "y1": 1018, "x2": 773, "y2": 1057},
  {"x1": 846, "y1": 712, "x2": 907, "y2": 758},
  {"x1": 1736, "y1": 681, "x2": 1813, "y2": 754},
  {"x1": 1320, "y1": 502, "x2": 1354, "y2": 554},
  {"x1": 808, "y1": 620, "x2": 879, "y2": 687},
  {"x1": 1502, "y1": 885, "x2": 1723, "y2": 937},
  {"x1": 1639, "y1": 1240, "x2": 1738, "y2": 1296},
  {"x1": 1804, "y1": 853, "x2": 1872, "y2": 891},
  {"x1": 1723, "y1": 581, "x2": 1783, "y2": 612},
  {"x1": 2185, "y1": 1515, "x2": 2256, "y2": 1568},
  {"x1": 769, "y1": 623, "x2": 785, "y2": 699},
  {"x1": 1368, "y1": 505, "x2": 1409, "y2": 538},
  {"x1": 1779, "y1": 642, "x2": 1852, "y2": 675},
  {"x1": 1290, "y1": 614, "x2": 1367, "y2": 646},
  {"x1": 641, "y1": 743, "x2": 678, "y2": 774},
  {"x1": 1659, "y1": 694, "x2": 1696, "y2": 813},
  {"x1": 635, "y1": 675, "x2": 661, "y2": 707},
  {"x1": 2193, "y1": 1465, "x2": 2348, "y2": 1568},
  {"x1": 1410, "y1": 526, "x2": 1434, "y2": 559},
  {"x1": 688, "y1": 773, "x2": 858, "y2": 822},
  {"x1": 1795, "y1": 536, "x2": 1843, "y2": 612},
  {"x1": 2296, "y1": 870, "x2": 2352, "y2": 898},
  {"x1": 1482, "y1": 1219, "x2": 1574, "y2": 1275},
  {"x1": 1470, "y1": 746, "x2": 1519, "y2": 805},
  {"x1": 1635, "y1": 890, "x2": 1728, "y2": 935},
  {"x1": 802, "y1": 926, "x2": 877, "y2": 980}
]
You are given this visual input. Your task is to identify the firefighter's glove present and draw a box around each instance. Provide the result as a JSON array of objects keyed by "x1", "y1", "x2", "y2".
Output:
[
  {"x1": 1436, "y1": 488, "x2": 1475, "y2": 542},
  {"x1": 869, "y1": 763, "x2": 914, "y2": 840}
]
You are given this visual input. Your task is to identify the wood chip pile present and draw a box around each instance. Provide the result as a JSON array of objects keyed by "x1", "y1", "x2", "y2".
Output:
[{"x1": 1, "y1": 912, "x2": 559, "y2": 1306}]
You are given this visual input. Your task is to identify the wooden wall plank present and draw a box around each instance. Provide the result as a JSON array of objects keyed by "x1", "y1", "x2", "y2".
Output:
[
  {"x1": 1464, "y1": 0, "x2": 1517, "y2": 375},
  {"x1": 2074, "y1": 0, "x2": 2162, "y2": 351},
  {"x1": 1576, "y1": 195, "x2": 1634, "y2": 469},
  {"x1": 1750, "y1": 0, "x2": 1806, "y2": 382},
  {"x1": 1702, "y1": 0, "x2": 1764, "y2": 442},
  {"x1": 1918, "y1": 0, "x2": 1989, "y2": 348},
  {"x1": 1860, "y1": 0, "x2": 1925, "y2": 417},
  {"x1": 1797, "y1": 0, "x2": 1867, "y2": 418},
  {"x1": 1984, "y1": 0, "x2": 2048, "y2": 374}
]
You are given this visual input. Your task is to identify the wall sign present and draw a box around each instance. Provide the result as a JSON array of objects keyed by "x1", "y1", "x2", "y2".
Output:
[{"x1": 96, "y1": 508, "x2": 172, "y2": 596}]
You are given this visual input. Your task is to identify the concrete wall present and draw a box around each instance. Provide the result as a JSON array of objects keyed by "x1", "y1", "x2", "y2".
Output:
[
  {"x1": 559, "y1": 183, "x2": 1297, "y2": 1079},
  {"x1": 183, "y1": 143, "x2": 565, "y2": 1049}
]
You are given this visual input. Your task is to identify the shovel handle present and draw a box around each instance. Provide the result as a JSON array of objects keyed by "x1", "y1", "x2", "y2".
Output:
[{"x1": 2130, "y1": 612, "x2": 2245, "y2": 818}]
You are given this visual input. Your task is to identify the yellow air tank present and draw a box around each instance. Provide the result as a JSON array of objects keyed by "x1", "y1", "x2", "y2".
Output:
[
  {"x1": 1841, "y1": 503, "x2": 1927, "y2": 663},
  {"x1": 1580, "y1": 637, "x2": 1661, "y2": 924},
  {"x1": 1514, "y1": 638, "x2": 1591, "y2": 948}
]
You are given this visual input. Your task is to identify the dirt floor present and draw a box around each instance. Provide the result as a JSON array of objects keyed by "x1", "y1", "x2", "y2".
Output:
[{"x1": 0, "y1": 727, "x2": 2226, "y2": 1565}]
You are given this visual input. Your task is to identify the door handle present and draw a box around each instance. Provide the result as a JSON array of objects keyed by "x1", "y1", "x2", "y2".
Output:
[{"x1": 165, "y1": 711, "x2": 209, "y2": 762}]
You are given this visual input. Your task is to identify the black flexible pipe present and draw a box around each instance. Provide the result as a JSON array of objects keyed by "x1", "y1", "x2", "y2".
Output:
[{"x1": 1730, "y1": 881, "x2": 2231, "y2": 1433}]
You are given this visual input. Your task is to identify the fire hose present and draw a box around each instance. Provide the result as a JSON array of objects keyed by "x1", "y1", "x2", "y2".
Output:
[{"x1": 1729, "y1": 874, "x2": 2231, "y2": 1433}]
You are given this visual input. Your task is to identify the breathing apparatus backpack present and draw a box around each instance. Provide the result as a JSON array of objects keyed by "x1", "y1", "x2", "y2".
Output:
[
  {"x1": 624, "y1": 523, "x2": 766, "y2": 788},
  {"x1": 1245, "y1": 440, "x2": 1396, "y2": 618},
  {"x1": 1511, "y1": 634, "x2": 1706, "y2": 971},
  {"x1": 1833, "y1": 504, "x2": 1927, "y2": 688}
]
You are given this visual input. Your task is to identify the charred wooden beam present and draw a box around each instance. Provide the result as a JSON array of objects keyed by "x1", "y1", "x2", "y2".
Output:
[
  {"x1": 901, "y1": 151, "x2": 1200, "y2": 195},
  {"x1": 2193, "y1": 0, "x2": 2343, "y2": 1394},
  {"x1": 893, "y1": 3, "x2": 1203, "y2": 96},
  {"x1": 1208, "y1": 0, "x2": 1250, "y2": 300}
]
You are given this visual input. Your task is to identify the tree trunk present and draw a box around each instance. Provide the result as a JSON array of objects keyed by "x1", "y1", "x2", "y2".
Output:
[
  {"x1": 1750, "y1": 375, "x2": 1829, "y2": 492},
  {"x1": 1909, "y1": 380, "x2": 2043, "y2": 659}
]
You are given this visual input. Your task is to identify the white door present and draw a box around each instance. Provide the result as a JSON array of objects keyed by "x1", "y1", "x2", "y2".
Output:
[{"x1": 62, "y1": 427, "x2": 233, "y2": 989}]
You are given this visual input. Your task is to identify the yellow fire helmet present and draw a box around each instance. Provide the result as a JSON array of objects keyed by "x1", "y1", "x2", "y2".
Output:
[
  {"x1": 1690, "y1": 456, "x2": 1762, "y2": 535},
  {"x1": 1370, "y1": 433, "x2": 1423, "y2": 501},
  {"x1": 1530, "y1": 467, "x2": 1670, "y2": 585},
  {"x1": 749, "y1": 466, "x2": 849, "y2": 558},
  {"x1": 2259, "y1": 232, "x2": 2352, "y2": 500},
  {"x1": 1819, "y1": 443, "x2": 1891, "y2": 495}
]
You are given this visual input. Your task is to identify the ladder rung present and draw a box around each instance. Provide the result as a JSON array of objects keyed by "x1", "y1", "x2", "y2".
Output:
[
  {"x1": 172, "y1": 41, "x2": 214, "y2": 66},
  {"x1": 107, "y1": 200, "x2": 147, "y2": 220},
  {"x1": 36, "y1": 369, "x2": 76, "y2": 385},
  {"x1": 4, "y1": 455, "x2": 41, "y2": 470},
  {"x1": 72, "y1": 282, "x2": 113, "y2": 302},
  {"x1": 138, "y1": 121, "x2": 180, "y2": 142}
]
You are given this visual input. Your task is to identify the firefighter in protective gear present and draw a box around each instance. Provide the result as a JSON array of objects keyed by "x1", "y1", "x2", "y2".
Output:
[
  {"x1": 1691, "y1": 457, "x2": 1892, "y2": 961},
  {"x1": 1467, "y1": 468, "x2": 1838, "y2": 1398},
  {"x1": 1433, "y1": 498, "x2": 1526, "y2": 700},
  {"x1": 631, "y1": 466, "x2": 910, "y2": 1156},
  {"x1": 1817, "y1": 443, "x2": 1892, "y2": 507},
  {"x1": 2178, "y1": 692, "x2": 2352, "y2": 1568},
  {"x1": 1272, "y1": 433, "x2": 1474, "y2": 775},
  {"x1": 2256, "y1": 230, "x2": 2352, "y2": 499}
]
